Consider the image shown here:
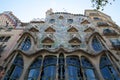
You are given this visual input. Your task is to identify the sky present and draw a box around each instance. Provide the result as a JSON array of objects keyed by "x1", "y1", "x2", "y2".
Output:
[{"x1": 0, "y1": 0, "x2": 120, "y2": 26}]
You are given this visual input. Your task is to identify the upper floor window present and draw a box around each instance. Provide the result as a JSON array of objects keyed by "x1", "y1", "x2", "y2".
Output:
[
  {"x1": 0, "y1": 36, "x2": 11, "y2": 42},
  {"x1": 103, "y1": 29, "x2": 117, "y2": 35},
  {"x1": 110, "y1": 39, "x2": 120, "y2": 49},
  {"x1": 67, "y1": 19, "x2": 73, "y2": 24},
  {"x1": 4, "y1": 36, "x2": 11, "y2": 42},
  {"x1": 27, "y1": 56, "x2": 42, "y2": 80},
  {"x1": 92, "y1": 37, "x2": 103, "y2": 52},
  {"x1": 4, "y1": 54, "x2": 23, "y2": 80},
  {"x1": 93, "y1": 17, "x2": 101, "y2": 20},
  {"x1": 97, "y1": 22, "x2": 109, "y2": 26},
  {"x1": 20, "y1": 37, "x2": 31, "y2": 51},
  {"x1": 100, "y1": 55, "x2": 120, "y2": 80},
  {"x1": 104, "y1": 29, "x2": 112, "y2": 33},
  {"x1": 49, "y1": 19, "x2": 55, "y2": 24}
]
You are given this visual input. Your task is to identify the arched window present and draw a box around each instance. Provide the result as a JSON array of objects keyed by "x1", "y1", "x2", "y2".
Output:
[
  {"x1": 92, "y1": 37, "x2": 102, "y2": 52},
  {"x1": 41, "y1": 55, "x2": 57, "y2": 80},
  {"x1": 66, "y1": 56, "x2": 83, "y2": 80},
  {"x1": 4, "y1": 54, "x2": 23, "y2": 80},
  {"x1": 81, "y1": 56, "x2": 97, "y2": 80},
  {"x1": 58, "y1": 53, "x2": 65, "y2": 80},
  {"x1": 21, "y1": 36, "x2": 31, "y2": 51},
  {"x1": 100, "y1": 55, "x2": 120, "y2": 80},
  {"x1": 27, "y1": 56, "x2": 42, "y2": 80}
]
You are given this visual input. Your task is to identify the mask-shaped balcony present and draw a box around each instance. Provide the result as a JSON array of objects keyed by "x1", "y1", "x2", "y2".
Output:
[
  {"x1": 110, "y1": 40, "x2": 120, "y2": 49},
  {"x1": 97, "y1": 22, "x2": 109, "y2": 27},
  {"x1": 103, "y1": 29, "x2": 117, "y2": 36}
]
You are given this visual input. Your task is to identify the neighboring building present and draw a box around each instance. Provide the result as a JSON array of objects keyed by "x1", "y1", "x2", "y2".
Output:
[
  {"x1": 0, "y1": 9, "x2": 120, "y2": 80},
  {"x1": 0, "y1": 12, "x2": 24, "y2": 65},
  {"x1": 0, "y1": 11, "x2": 21, "y2": 27}
]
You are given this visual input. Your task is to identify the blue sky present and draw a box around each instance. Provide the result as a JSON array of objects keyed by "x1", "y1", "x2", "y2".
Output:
[{"x1": 0, "y1": 0, "x2": 120, "y2": 26}]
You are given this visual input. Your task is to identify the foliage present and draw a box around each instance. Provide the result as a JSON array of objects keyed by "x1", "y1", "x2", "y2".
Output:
[{"x1": 91, "y1": 0, "x2": 115, "y2": 10}]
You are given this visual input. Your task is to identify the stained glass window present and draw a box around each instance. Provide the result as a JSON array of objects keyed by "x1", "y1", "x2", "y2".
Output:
[
  {"x1": 66, "y1": 56, "x2": 82, "y2": 80},
  {"x1": 4, "y1": 54, "x2": 23, "y2": 80},
  {"x1": 41, "y1": 55, "x2": 57, "y2": 80},
  {"x1": 92, "y1": 37, "x2": 102, "y2": 52},
  {"x1": 27, "y1": 56, "x2": 42, "y2": 80},
  {"x1": 81, "y1": 57, "x2": 97, "y2": 80},
  {"x1": 21, "y1": 37, "x2": 31, "y2": 51},
  {"x1": 100, "y1": 55, "x2": 120, "y2": 80}
]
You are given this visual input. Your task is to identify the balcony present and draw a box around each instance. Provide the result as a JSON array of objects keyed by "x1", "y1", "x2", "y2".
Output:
[
  {"x1": 103, "y1": 29, "x2": 117, "y2": 36},
  {"x1": 97, "y1": 22, "x2": 109, "y2": 27},
  {"x1": 111, "y1": 41, "x2": 120, "y2": 49}
]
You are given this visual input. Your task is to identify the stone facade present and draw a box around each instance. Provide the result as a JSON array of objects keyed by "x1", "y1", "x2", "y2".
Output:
[{"x1": 0, "y1": 9, "x2": 120, "y2": 80}]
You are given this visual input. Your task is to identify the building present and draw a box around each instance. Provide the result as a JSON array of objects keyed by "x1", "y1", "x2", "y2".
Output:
[
  {"x1": 0, "y1": 11, "x2": 24, "y2": 65},
  {"x1": 0, "y1": 9, "x2": 120, "y2": 80}
]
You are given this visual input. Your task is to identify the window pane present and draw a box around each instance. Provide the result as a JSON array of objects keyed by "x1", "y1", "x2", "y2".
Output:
[
  {"x1": 28, "y1": 69, "x2": 40, "y2": 80},
  {"x1": 100, "y1": 56, "x2": 111, "y2": 67},
  {"x1": 101, "y1": 67, "x2": 112, "y2": 80},
  {"x1": 43, "y1": 56, "x2": 57, "y2": 66},
  {"x1": 4, "y1": 36, "x2": 10, "y2": 42},
  {"x1": 85, "y1": 69, "x2": 96, "y2": 79},
  {"x1": 49, "y1": 19, "x2": 55, "y2": 24},
  {"x1": 10, "y1": 66, "x2": 23, "y2": 79},
  {"x1": 41, "y1": 56, "x2": 57, "y2": 80},
  {"x1": 66, "y1": 56, "x2": 80, "y2": 66},
  {"x1": 13, "y1": 55, "x2": 23, "y2": 66},
  {"x1": 21, "y1": 37, "x2": 31, "y2": 51},
  {"x1": 0, "y1": 36, "x2": 5, "y2": 42},
  {"x1": 67, "y1": 19, "x2": 73, "y2": 24},
  {"x1": 30, "y1": 57, "x2": 42, "y2": 68},
  {"x1": 27, "y1": 56, "x2": 42, "y2": 80},
  {"x1": 92, "y1": 37, "x2": 102, "y2": 52},
  {"x1": 66, "y1": 56, "x2": 82, "y2": 80},
  {"x1": 81, "y1": 57, "x2": 97, "y2": 80},
  {"x1": 68, "y1": 66, "x2": 78, "y2": 76},
  {"x1": 109, "y1": 66, "x2": 120, "y2": 80},
  {"x1": 100, "y1": 55, "x2": 120, "y2": 80},
  {"x1": 58, "y1": 54, "x2": 65, "y2": 80},
  {"x1": 81, "y1": 57, "x2": 92, "y2": 67},
  {"x1": 4, "y1": 55, "x2": 23, "y2": 80}
]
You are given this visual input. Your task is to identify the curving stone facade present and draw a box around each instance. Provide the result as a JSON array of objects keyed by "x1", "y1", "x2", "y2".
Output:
[{"x1": 0, "y1": 9, "x2": 120, "y2": 80}]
